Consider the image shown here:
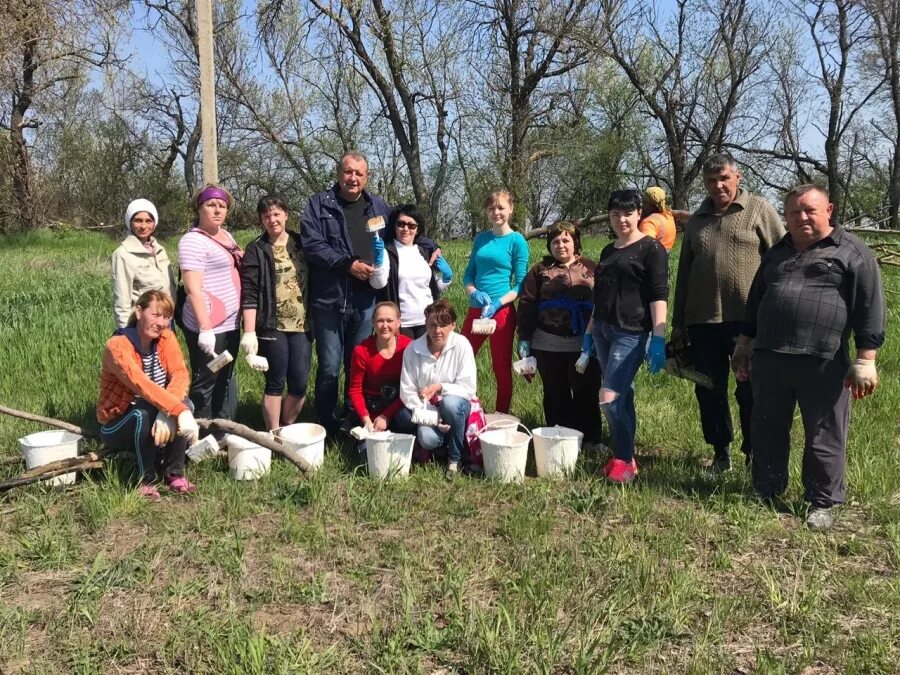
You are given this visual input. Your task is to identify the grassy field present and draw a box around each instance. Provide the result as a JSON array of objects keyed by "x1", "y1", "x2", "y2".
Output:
[{"x1": 0, "y1": 228, "x2": 898, "y2": 673}]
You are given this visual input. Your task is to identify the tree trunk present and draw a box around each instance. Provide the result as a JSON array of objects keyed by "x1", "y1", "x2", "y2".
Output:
[
  {"x1": 184, "y1": 113, "x2": 202, "y2": 194},
  {"x1": 10, "y1": 35, "x2": 38, "y2": 230}
]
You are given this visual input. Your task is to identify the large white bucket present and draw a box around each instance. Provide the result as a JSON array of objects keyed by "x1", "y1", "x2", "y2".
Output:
[
  {"x1": 532, "y1": 426, "x2": 583, "y2": 478},
  {"x1": 18, "y1": 430, "x2": 81, "y2": 486},
  {"x1": 274, "y1": 423, "x2": 327, "y2": 471},
  {"x1": 365, "y1": 432, "x2": 415, "y2": 480},
  {"x1": 483, "y1": 412, "x2": 520, "y2": 430},
  {"x1": 225, "y1": 434, "x2": 272, "y2": 480},
  {"x1": 478, "y1": 422, "x2": 532, "y2": 484}
]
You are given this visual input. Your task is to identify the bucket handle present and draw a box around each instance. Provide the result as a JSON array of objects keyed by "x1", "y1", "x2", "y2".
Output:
[{"x1": 472, "y1": 419, "x2": 533, "y2": 439}]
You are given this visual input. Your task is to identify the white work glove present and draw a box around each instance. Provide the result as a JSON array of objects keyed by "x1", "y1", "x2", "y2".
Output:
[
  {"x1": 240, "y1": 332, "x2": 258, "y2": 356},
  {"x1": 575, "y1": 351, "x2": 591, "y2": 374},
  {"x1": 177, "y1": 410, "x2": 200, "y2": 444},
  {"x1": 151, "y1": 411, "x2": 177, "y2": 446},
  {"x1": 245, "y1": 354, "x2": 269, "y2": 372},
  {"x1": 845, "y1": 358, "x2": 878, "y2": 399},
  {"x1": 197, "y1": 330, "x2": 216, "y2": 356}
]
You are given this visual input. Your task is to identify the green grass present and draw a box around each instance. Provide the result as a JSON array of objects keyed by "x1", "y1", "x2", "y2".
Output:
[{"x1": 0, "y1": 228, "x2": 898, "y2": 673}]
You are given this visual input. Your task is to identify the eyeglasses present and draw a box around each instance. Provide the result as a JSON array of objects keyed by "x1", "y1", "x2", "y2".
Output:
[{"x1": 396, "y1": 220, "x2": 418, "y2": 230}]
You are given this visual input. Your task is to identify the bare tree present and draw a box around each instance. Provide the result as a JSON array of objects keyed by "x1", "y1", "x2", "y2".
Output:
[
  {"x1": 597, "y1": 0, "x2": 773, "y2": 208},
  {"x1": 0, "y1": 0, "x2": 123, "y2": 230}
]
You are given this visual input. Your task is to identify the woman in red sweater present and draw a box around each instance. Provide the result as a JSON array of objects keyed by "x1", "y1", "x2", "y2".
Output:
[{"x1": 347, "y1": 302, "x2": 416, "y2": 444}]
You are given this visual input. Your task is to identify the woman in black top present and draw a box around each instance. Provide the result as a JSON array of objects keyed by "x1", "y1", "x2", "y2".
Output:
[{"x1": 587, "y1": 189, "x2": 668, "y2": 483}]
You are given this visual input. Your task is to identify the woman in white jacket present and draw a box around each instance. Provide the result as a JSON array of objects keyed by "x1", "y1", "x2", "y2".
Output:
[
  {"x1": 398, "y1": 299, "x2": 477, "y2": 480},
  {"x1": 111, "y1": 199, "x2": 177, "y2": 329}
]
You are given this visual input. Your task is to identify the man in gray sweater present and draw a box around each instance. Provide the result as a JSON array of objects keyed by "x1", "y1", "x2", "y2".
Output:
[{"x1": 672, "y1": 152, "x2": 785, "y2": 471}]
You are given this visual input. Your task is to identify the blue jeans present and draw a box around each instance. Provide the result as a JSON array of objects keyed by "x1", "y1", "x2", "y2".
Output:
[
  {"x1": 312, "y1": 299, "x2": 375, "y2": 429},
  {"x1": 593, "y1": 321, "x2": 648, "y2": 461},
  {"x1": 400, "y1": 395, "x2": 471, "y2": 464}
]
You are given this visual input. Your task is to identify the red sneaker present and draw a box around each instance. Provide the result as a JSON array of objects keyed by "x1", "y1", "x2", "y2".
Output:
[
  {"x1": 606, "y1": 458, "x2": 637, "y2": 484},
  {"x1": 165, "y1": 475, "x2": 197, "y2": 494}
]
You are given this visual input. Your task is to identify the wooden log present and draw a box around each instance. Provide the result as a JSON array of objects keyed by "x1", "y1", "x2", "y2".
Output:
[
  {"x1": 0, "y1": 461, "x2": 104, "y2": 492},
  {"x1": 0, "y1": 404, "x2": 98, "y2": 440},
  {"x1": 197, "y1": 419, "x2": 314, "y2": 476}
]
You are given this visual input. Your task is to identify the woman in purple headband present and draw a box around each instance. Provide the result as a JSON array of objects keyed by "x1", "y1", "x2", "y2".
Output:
[{"x1": 177, "y1": 185, "x2": 243, "y2": 427}]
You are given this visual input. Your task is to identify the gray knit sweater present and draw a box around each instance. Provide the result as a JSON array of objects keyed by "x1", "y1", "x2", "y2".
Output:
[{"x1": 673, "y1": 189, "x2": 784, "y2": 328}]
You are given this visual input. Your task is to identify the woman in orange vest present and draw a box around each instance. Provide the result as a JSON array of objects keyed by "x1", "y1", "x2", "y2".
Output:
[{"x1": 639, "y1": 186, "x2": 676, "y2": 252}]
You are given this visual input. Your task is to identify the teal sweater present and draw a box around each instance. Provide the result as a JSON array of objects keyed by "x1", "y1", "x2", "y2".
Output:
[{"x1": 463, "y1": 230, "x2": 529, "y2": 308}]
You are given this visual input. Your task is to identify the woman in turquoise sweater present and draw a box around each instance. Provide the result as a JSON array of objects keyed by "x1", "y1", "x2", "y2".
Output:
[{"x1": 462, "y1": 189, "x2": 530, "y2": 413}]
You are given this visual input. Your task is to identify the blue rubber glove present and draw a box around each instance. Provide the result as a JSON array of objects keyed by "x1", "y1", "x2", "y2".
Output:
[
  {"x1": 518, "y1": 340, "x2": 530, "y2": 358},
  {"x1": 647, "y1": 334, "x2": 666, "y2": 374},
  {"x1": 434, "y1": 255, "x2": 453, "y2": 282},
  {"x1": 373, "y1": 235, "x2": 385, "y2": 267},
  {"x1": 482, "y1": 299, "x2": 503, "y2": 319},
  {"x1": 575, "y1": 331, "x2": 594, "y2": 373},
  {"x1": 470, "y1": 290, "x2": 491, "y2": 308}
]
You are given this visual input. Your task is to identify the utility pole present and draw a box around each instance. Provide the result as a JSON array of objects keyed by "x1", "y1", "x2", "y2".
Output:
[{"x1": 197, "y1": 0, "x2": 218, "y2": 185}]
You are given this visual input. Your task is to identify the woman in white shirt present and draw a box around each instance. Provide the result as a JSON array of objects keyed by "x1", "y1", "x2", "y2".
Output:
[
  {"x1": 398, "y1": 299, "x2": 476, "y2": 480},
  {"x1": 375, "y1": 205, "x2": 453, "y2": 338}
]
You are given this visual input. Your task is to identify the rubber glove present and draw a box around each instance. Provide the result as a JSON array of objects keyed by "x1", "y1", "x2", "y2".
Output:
[
  {"x1": 434, "y1": 255, "x2": 453, "y2": 282},
  {"x1": 845, "y1": 358, "x2": 878, "y2": 399},
  {"x1": 470, "y1": 290, "x2": 491, "y2": 308},
  {"x1": 197, "y1": 330, "x2": 216, "y2": 356},
  {"x1": 518, "y1": 340, "x2": 531, "y2": 359},
  {"x1": 646, "y1": 335, "x2": 666, "y2": 374},
  {"x1": 152, "y1": 411, "x2": 177, "y2": 446},
  {"x1": 373, "y1": 235, "x2": 385, "y2": 267},
  {"x1": 575, "y1": 332, "x2": 593, "y2": 374},
  {"x1": 482, "y1": 299, "x2": 503, "y2": 319},
  {"x1": 240, "y1": 332, "x2": 258, "y2": 356},
  {"x1": 177, "y1": 410, "x2": 200, "y2": 444}
]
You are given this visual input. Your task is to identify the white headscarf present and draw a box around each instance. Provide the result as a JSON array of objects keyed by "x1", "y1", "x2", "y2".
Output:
[{"x1": 124, "y1": 199, "x2": 159, "y2": 235}]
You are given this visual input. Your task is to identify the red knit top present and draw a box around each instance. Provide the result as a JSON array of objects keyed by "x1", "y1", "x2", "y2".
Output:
[{"x1": 348, "y1": 334, "x2": 412, "y2": 421}]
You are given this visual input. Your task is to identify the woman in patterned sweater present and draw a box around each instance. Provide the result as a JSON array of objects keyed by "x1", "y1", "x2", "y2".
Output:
[{"x1": 240, "y1": 195, "x2": 313, "y2": 430}]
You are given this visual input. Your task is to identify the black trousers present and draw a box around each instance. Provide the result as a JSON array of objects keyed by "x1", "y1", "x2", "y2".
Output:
[
  {"x1": 687, "y1": 322, "x2": 753, "y2": 456},
  {"x1": 183, "y1": 328, "x2": 240, "y2": 422},
  {"x1": 750, "y1": 351, "x2": 850, "y2": 507},
  {"x1": 400, "y1": 325, "x2": 427, "y2": 339},
  {"x1": 99, "y1": 398, "x2": 188, "y2": 482},
  {"x1": 533, "y1": 349, "x2": 603, "y2": 444}
]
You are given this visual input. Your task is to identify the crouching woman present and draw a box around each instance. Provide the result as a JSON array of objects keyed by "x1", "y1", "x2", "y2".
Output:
[
  {"x1": 97, "y1": 290, "x2": 200, "y2": 501},
  {"x1": 399, "y1": 299, "x2": 477, "y2": 480}
]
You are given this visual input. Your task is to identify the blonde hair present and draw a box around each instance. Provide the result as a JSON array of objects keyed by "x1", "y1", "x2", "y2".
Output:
[{"x1": 128, "y1": 290, "x2": 175, "y2": 327}]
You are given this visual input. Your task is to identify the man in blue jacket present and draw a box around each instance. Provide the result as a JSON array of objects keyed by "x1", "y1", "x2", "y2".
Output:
[{"x1": 301, "y1": 152, "x2": 390, "y2": 432}]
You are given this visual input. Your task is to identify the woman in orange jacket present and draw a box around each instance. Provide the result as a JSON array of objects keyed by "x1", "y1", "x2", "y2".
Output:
[
  {"x1": 638, "y1": 186, "x2": 677, "y2": 252},
  {"x1": 97, "y1": 290, "x2": 199, "y2": 501}
]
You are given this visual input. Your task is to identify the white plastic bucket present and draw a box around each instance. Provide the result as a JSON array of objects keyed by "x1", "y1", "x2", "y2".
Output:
[
  {"x1": 18, "y1": 430, "x2": 81, "y2": 486},
  {"x1": 274, "y1": 423, "x2": 327, "y2": 471},
  {"x1": 366, "y1": 432, "x2": 415, "y2": 480},
  {"x1": 477, "y1": 422, "x2": 532, "y2": 483},
  {"x1": 225, "y1": 434, "x2": 272, "y2": 480},
  {"x1": 483, "y1": 413, "x2": 520, "y2": 430},
  {"x1": 532, "y1": 426, "x2": 583, "y2": 478}
]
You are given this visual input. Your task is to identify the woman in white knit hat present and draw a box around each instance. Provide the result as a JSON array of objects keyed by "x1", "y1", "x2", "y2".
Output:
[{"x1": 111, "y1": 199, "x2": 177, "y2": 329}]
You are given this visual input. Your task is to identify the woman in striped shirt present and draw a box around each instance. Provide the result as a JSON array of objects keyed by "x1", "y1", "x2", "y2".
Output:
[{"x1": 178, "y1": 185, "x2": 243, "y2": 423}]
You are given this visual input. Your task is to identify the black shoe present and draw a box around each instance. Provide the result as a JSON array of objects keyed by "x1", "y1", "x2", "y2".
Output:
[{"x1": 712, "y1": 446, "x2": 731, "y2": 473}]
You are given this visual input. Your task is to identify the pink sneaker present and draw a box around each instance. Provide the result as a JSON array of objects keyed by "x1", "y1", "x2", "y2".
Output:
[
  {"x1": 137, "y1": 484, "x2": 161, "y2": 502},
  {"x1": 606, "y1": 458, "x2": 637, "y2": 484},
  {"x1": 165, "y1": 475, "x2": 197, "y2": 494}
]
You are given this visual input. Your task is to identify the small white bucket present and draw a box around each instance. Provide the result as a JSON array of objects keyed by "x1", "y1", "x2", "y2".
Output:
[
  {"x1": 533, "y1": 426, "x2": 583, "y2": 478},
  {"x1": 225, "y1": 434, "x2": 272, "y2": 480},
  {"x1": 483, "y1": 413, "x2": 520, "y2": 430},
  {"x1": 274, "y1": 423, "x2": 327, "y2": 471},
  {"x1": 366, "y1": 432, "x2": 415, "y2": 480},
  {"x1": 18, "y1": 430, "x2": 81, "y2": 486},
  {"x1": 477, "y1": 422, "x2": 532, "y2": 484}
]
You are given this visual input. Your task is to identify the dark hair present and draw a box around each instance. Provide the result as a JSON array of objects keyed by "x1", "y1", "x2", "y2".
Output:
[
  {"x1": 385, "y1": 204, "x2": 426, "y2": 243},
  {"x1": 546, "y1": 220, "x2": 582, "y2": 256},
  {"x1": 607, "y1": 189, "x2": 642, "y2": 213},
  {"x1": 702, "y1": 152, "x2": 739, "y2": 175},
  {"x1": 256, "y1": 194, "x2": 290, "y2": 219},
  {"x1": 424, "y1": 299, "x2": 457, "y2": 327},
  {"x1": 784, "y1": 184, "x2": 829, "y2": 206}
]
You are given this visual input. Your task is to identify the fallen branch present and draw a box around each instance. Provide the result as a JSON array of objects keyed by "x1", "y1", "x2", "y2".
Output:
[
  {"x1": 0, "y1": 461, "x2": 104, "y2": 492},
  {"x1": 0, "y1": 404, "x2": 98, "y2": 439},
  {"x1": 197, "y1": 419, "x2": 313, "y2": 475}
]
